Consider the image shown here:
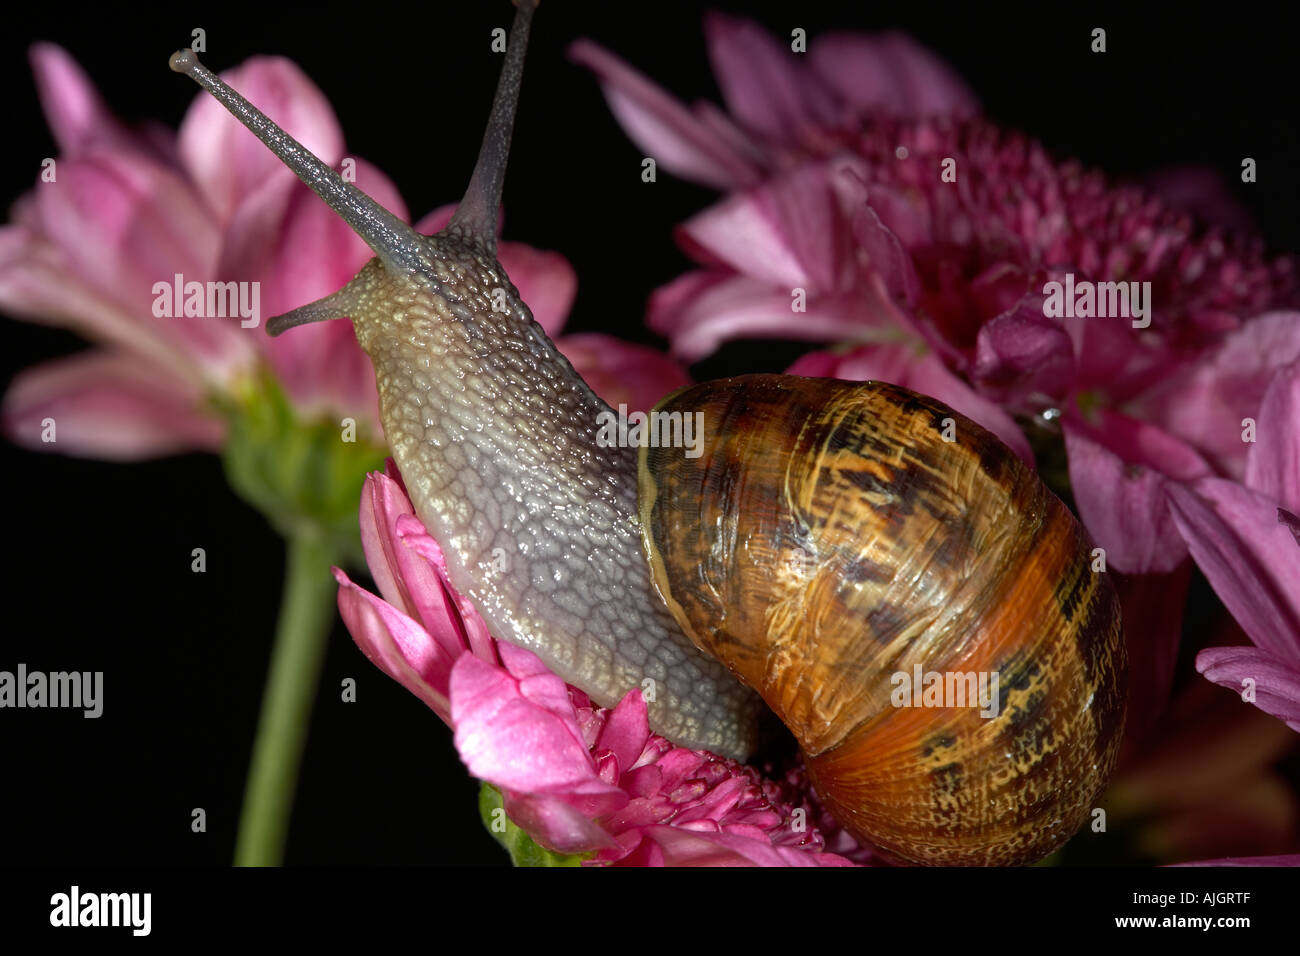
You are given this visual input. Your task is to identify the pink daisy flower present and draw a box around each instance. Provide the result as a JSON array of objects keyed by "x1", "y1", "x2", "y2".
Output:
[{"x1": 335, "y1": 461, "x2": 859, "y2": 866}]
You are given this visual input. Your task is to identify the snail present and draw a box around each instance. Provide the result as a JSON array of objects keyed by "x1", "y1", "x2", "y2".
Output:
[{"x1": 169, "y1": 0, "x2": 1127, "y2": 865}]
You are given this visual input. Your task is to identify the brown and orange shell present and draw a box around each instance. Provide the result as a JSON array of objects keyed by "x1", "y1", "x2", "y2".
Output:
[{"x1": 638, "y1": 374, "x2": 1127, "y2": 866}]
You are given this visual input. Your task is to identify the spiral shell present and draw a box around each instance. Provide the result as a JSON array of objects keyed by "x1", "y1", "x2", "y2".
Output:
[{"x1": 638, "y1": 374, "x2": 1127, "y2": 865}]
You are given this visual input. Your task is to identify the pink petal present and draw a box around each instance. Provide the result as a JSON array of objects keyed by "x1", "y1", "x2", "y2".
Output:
[
  {"x1": 333, "y1": 568, "x2": 455, "y2": 723},
  {"x1": 355, "y1": 470, "x2": 481, "y2": 668},
  {"x1": 703, "y1": 14, "x2": 840, "y2": 145},
  {"x1": 1197, "y1": 646, "x2": 1300, "y2": 733},
  {"x1": 1063, "y1": 305, "x2": 1170, "y2": 404},
  {"x1": 678, "y1": 163, "x2": 847, "y2": 292},
  {"x1": 1173, "y1": 855, "x2": 1300, "y2": 867},
  {"x1": 178, "y1": 57, "x2": 345, "y2": 224},
  {"x1": 34, "y1": 150, "x2": 218, "y2": 301},
  {"x1": 648, "y1": 272, "x2": 877, "y2": 362},
  {"x1": 593, "y1": 690, "x2": 651, "y2": 778},
  {"x1": 1063, "y1": 411, "x2": 1211, "y2": 573},
  {"x1": 1244, "y1": 363, "x2": 1300, "y2": 514},
  {"x1": 450, "y1": 652, "x2": 626, "y2": 817},
  {"x1": 29, "y1": 150, "x2": 252, "y2": 378},
  {"x1": 0, "y1": 227, "x2": 205, "y2": 380},
  {"x1": 637, "y1": 824, "x2": 852, "y2": 867},
  {"x1": 555, "y1": 334, "x2": 689, "y2": 413},
  {"x1": 787, "y1": 343, "x2": 1035, "y2": 465},
  {"x1": 1167, "y1": 478, "x2": 1300, "y2": 662},
  {"x1": 568, "y1": 40, "x2": 762, "y2": 190},
  {"x1": 972, "y1": 296, "x2": 1076, "y2": 404},
  {"x1": 809, "y1": 31, "x2": 979, "y2": 119},
  {"x1": 29, "y1": 43, "x2": 130, "y2": 154},
  {"x1": 233, "y1": 156, "x2": 406, "y2": 431},
  {"x1": 1139, "y1": 312, "x2": 1300, "y2": 480},
  {"x1": 852, "y1": 195, "x2": 923, "y2": 312},
  {"x1": 393, "y1": 514, "x2": 500, "y2": 665},
  {"x1": 2, "y1": 349, "x2": 223, "y2": 460},
  {"x1": 500, "y1": 790, "x2": 619, "y2": 854}
]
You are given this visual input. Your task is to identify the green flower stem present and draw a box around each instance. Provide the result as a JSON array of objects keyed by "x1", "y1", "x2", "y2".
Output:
[{"x1": 234, "y1": 531, "x2": 340, "y2": 866}]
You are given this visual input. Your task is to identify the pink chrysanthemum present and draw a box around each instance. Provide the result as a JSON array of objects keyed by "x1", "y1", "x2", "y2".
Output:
[
  {"x1": 335, "y1": 460, "x2": 861, "y2": 866},
  {"x1": 573, "y1": 14, "x2": 1300, "y2": 750}
]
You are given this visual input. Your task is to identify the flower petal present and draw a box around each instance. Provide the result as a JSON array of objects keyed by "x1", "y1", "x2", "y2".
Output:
[
  {"x1": 500, "y1": 790, "x2": 619, "y2": 854},
  {"x1": 809, "y1": 31, "x2": 978, "y2": 119},
  {"x1": 333, "y1": 568, "x2": 455, "y2": 723},
  {"x1": 567, "y1": 39, "x2": 761, "y2": 190},
  {"x1": 703, "y1": 13, "x2": 840, "y2": 144},
  {"x1": 1197, "y1": 646, "x2": 1300, "y2": 733},
  {"x1": 677, "y1": 163, "x2": 845, "y2": 292},
  {"x1": 648, "y1": 272, "x2": 877, "y2": 362},
  {"x1": 635, "y1": 824, "x2": 852, "y2": 866},
  {"x1": 0, "y1": 226, "x2": 206, "y2": 380},
  {"x1": 972, "y1": 296, "x2": 1075, "y2": 404},
  {"x1": 29, "y1": 43, "x2": 130, "y2": 154},
  {"x1": 1244, "y1": 362, "x2": 1300, "y2": 514},
  {"x1": 1172, "y1": 854, "x2": 1300, "y2": 867},
  {"x1": 1139, "y1": 312, "x2": 1300, "y2": 479},
  {"x1": 2, "y1": 350, "x2": 223, "y2": 460},
  {"x1": 356, "y1": 469, "x2": 482, "y2": 668},
  {"x1": 556, "y1": 333, "x2": 689, "y2": 413},
  {"x1": 178, "y1": 56, "x2": 345, "y2": 224},
  {"x1": 451, "y1": 651, "x2": 626, "y2": 817},
  {"x1": 229, "y1": 156, "x2": 406, "y2": 432},
  {"x1": 1063, "y1": 411, "x2": 1210, "y2": 573},
  {"x1": 1168, "y1": 479, "x2": 1300, "y2": 662}
]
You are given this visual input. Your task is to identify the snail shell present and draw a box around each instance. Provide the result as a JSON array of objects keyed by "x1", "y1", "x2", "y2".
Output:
[{"x1": 639, "y1": 375, "x2": 1127, "y2": 865}]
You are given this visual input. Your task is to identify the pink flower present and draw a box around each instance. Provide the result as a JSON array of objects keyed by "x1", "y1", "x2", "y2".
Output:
[
  {"x1": 335, "y1": 461, "x2": 857, "y2": 866},
  {"x1": 571, "y1": 16, "x2": 1300, "y2": 577},
  {"x1": 573, "y1": 17, "x2": 1300, "y2": 773},
  {"x1": 1172, "y1": 363, "x2": 1300, "y2": 732},
  {"x1": 1, "y1": 44, "x2": 395, "y2": 457},
  {"x1": 2, "y1": 44, "x2": 647, "y2": 463}
]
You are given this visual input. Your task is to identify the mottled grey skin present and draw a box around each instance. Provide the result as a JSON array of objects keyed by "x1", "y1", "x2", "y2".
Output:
[
  {"x1": 169, "y1": 3, "x2": 761, "y2": 759},
  {"x1": 329, "y1": 237, "x2": 760, "y2": 758}
]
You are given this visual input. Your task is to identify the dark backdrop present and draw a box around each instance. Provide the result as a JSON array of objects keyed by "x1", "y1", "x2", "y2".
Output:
[{"x1": 2, "y1": 1, "x2": 1297, "y2": 866}]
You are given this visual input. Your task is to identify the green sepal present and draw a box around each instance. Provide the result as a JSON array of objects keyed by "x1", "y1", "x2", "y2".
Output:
[
  {"x1": 213, "y1": 368, "x2": 388, "y2": 565},
  {"x1": 478, "y1": 783, "x2": 585, "y2": 867}
]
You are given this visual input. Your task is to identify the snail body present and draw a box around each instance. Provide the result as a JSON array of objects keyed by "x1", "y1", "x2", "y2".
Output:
[{"x1": 170, "y1": 0, "x2": 1126, "y2": 865}]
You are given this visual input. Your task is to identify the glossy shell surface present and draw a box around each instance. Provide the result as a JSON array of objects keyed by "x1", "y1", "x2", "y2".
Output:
[{"x1": 638, "y1": 374, "x2": 1127, "y2": 865}]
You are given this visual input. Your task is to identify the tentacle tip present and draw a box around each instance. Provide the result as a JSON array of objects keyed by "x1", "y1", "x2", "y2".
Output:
[
  {"x1": 264, "y1": 315, "x2": 292, "y2": 337},
  {"x1": 168, "y1": 49, "x2": 199, "y2": 74}
]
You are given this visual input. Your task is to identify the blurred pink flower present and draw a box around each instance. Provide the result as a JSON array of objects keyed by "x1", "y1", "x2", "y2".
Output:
[
  {"x1": 1, "y1": 44, "x2": 395, "y2": 456},
  {"x1": 572, "y1": 17, "x2": 1300, "y2": 568},
  {"x1": 2, "y1": 44, "x2": 658, "y2": 461},
  {"x1": 573, "y1": 16, "x2": 1300, "y2": 758},
  {"x1": 1174, "y1": 363, "x2": 1300, "y2": 731},
  {"x1": 335, "y1": 461, "x2": 857, "y2": 866}
]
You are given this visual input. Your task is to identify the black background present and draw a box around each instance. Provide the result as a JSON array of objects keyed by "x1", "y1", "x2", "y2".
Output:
[{"x1": 1, "y1": 0, "x2": 1298, "y2": 868}]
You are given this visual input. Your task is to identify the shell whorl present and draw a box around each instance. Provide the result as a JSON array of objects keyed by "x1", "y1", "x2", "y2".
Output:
[{"x1": 639, "y1": 375, "x2": 1127, "y2": 864}]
